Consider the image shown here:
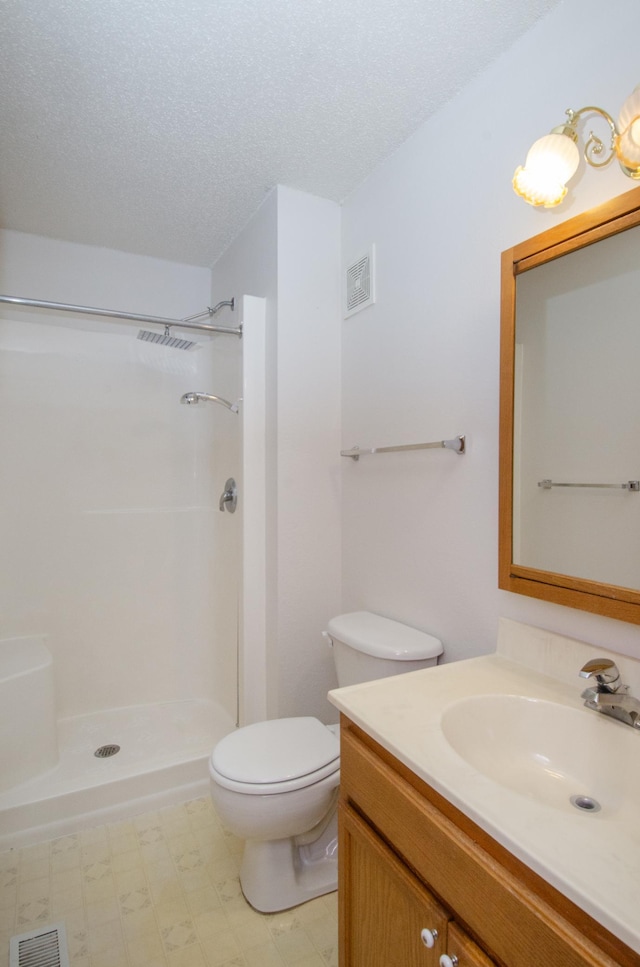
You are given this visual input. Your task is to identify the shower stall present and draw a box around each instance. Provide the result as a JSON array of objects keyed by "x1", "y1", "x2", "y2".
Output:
[{"x1": 0, "y1": 276, "x2": 267, "y2": 849}]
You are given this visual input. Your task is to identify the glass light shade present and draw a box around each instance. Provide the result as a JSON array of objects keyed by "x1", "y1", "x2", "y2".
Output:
[
  {"x1": 513, "y1": 132, "x2": 580, "y2": 207},
  {"x1": 616, "y1": 85, "x2": 640, "y2": 174}
]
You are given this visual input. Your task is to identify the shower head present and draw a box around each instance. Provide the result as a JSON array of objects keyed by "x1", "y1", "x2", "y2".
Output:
[
  {"x1": 138, "y1": 325, "x2": 198, "y2": 351},
  {"x1": 180, "y1": 391, "x2": 239, "y2": 412}
]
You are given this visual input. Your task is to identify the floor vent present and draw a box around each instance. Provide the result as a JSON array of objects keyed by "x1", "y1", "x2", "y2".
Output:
[{"x1": 10, "y1": 923, "x2": 70, "y2": 967}]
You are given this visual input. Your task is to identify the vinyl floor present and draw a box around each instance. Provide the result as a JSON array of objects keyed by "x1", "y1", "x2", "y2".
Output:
[{"x1": 0, "y1": 798, "x2": 338, "y2": 967}]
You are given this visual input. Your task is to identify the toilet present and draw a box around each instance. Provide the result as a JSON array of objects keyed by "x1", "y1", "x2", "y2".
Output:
[{"x1": 209, "y1": 611, "x2": 442, "y2": 912}]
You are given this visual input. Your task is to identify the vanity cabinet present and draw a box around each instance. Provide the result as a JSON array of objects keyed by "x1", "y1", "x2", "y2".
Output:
[
  {"x1": 341, "y1": 803, "x2": 494, "y2": 966},
  {"x1": 338, "y1": 717, "x2": 639, "y2": 967}
]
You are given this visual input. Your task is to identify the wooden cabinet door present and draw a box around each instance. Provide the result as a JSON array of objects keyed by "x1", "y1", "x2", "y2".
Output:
[
  {"x1": 339, "y1": 804, "x2": 449, "y2": 966},
  {"x1": 442, "y1": 923, "x2": 497, "y2": 967}
]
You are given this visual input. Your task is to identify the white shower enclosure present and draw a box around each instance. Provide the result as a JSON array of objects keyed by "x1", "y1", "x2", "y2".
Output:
[{"x1": 0, "y1": 237, "x2": 266, "y2": 847}]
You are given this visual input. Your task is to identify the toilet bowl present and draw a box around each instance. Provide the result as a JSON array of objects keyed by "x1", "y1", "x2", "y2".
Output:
[
  {"x1": 209, "y1": 612, "x2": 442, "y2": 912},
  {"x1": 209, "y1": 717, "x2": 340, "y2": 912}
]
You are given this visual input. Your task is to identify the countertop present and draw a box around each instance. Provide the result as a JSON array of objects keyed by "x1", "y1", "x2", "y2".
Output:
[{"x1": 328, "y1": 634, "x2": 640, "y2": 956}]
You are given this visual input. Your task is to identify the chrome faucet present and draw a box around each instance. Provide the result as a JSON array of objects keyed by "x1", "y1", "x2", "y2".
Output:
[{"x1": 579, "y1": 658, "x2": 640, "y2": 730}]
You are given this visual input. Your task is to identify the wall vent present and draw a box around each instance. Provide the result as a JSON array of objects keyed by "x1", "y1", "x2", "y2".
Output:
[
  {"x1": 344, "y1": 246, "x2": 375, "y2": 317},
  {"x1": 10, "y1": 923, "x2": 70, "y2": 967}
]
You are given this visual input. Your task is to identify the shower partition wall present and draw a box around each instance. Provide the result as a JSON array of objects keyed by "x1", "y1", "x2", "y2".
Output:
[{"x1": 0, "y1": 289, "x2": 266, "y2": 848}]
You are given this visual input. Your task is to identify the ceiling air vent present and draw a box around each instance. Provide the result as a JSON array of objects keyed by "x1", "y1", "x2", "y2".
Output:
[{"x1": 344, "y1": 245, "x2": 375, "y2": 318}]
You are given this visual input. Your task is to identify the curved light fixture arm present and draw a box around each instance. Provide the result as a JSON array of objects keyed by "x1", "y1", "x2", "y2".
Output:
[
  {"x1": 565, "y1": 106, "x2": 619, "y2": 169},
  {"x1": 513, "y1": 86, "x2": 640, "y2": 208}
]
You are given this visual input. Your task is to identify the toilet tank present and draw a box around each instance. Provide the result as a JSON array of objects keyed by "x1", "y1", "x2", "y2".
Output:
[{"x1": 326, "y1": 611, "x2": 442, "y2": 687}]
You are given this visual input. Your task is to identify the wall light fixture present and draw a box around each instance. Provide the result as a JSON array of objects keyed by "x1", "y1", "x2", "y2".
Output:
[{"x1": 513, "y1": 85, "x2": 640, "y2": 207}]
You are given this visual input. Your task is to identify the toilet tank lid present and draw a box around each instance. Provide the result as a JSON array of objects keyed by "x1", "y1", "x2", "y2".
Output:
[{"x1": 326, "y1": 611, "x2": 442, "y2": 660}]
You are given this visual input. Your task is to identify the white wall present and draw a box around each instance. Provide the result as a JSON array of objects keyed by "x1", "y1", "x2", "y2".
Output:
[
  {"x1": 0, "y1": 231, "x2": 240, "y2": 717},
  {"x1": 210, "y1": 186, "x2": 342, "y2": 722},
  {"x1": 341, "y1": 0, "x2": 640, "y2": 662},
  {"x1": 275, "y1": 187, "x2": 342, "y2": 720},
  {"x1": 238, "y1": 296, "x2": 268, "y2": 726},
  {"x1": 210, "y1": 190, "x2": 280, "y2": 719}
]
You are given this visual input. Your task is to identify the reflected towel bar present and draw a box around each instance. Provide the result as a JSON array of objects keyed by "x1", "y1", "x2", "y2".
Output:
[
  {"x1": 538, "y1": 479, "x2": 640, "y2": 491},
  {"x1": 341, "y1": 435, "x2": 465, "y2": 461}
]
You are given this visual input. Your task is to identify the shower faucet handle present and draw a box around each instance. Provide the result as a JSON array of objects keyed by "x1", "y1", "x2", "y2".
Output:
[{"x1": 219, "y1": 478, "x2": 238, "y2": 513}]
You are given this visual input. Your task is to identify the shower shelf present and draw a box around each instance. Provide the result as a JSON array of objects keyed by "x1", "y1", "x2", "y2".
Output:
[{"x1": 341, "y1": 435, "x2": 465, "y2": 461}]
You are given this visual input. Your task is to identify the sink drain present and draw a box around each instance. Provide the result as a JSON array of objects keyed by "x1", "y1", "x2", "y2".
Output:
[
  {"x1": 94, "y1": 744, "x2": 120, "y2": 758},
  {"x1": 570, "y1": 794, "x2": 601, "y2": 813}
]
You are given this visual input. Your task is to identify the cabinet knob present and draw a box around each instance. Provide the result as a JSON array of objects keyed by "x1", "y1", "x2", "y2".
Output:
[
  {"x1": 420, "y1": 928, "x2": 439, "y2": 948},
  {"x1": 439, "y1": 956, "x2": 459, "y2": 967}
]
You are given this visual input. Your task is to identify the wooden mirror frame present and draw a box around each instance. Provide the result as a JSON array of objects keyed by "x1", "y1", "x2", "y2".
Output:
[{"x1": 499, "y1": 184, "x2": 640, "y2": 625}]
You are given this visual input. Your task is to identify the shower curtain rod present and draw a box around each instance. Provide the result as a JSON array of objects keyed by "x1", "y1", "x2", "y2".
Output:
[{"x1": 0, "y1": 294, "x2": 242, "y2": 336}]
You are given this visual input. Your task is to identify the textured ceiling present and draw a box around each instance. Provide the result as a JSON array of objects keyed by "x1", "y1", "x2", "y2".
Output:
[{"x1": 0, "y1": 0, "x2": 562, "y2": 267}]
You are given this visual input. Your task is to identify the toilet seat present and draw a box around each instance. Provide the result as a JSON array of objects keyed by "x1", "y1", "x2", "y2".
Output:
[{"x1": 209, "y1": 716, "x2": 340, "y2": 795}]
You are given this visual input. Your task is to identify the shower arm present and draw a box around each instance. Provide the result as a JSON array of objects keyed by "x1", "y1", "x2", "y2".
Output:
[{"x1": 0, "y1": 294, "x2": 242, "y2": 336}]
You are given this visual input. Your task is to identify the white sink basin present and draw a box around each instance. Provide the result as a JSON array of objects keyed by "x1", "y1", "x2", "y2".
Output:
[{"x1": 441, "y1": 694, "x2": 639, "y2": 813}]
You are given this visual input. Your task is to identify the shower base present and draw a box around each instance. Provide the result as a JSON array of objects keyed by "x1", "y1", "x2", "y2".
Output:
[{"x1": 0, "y1": 699, "x2": 234, "y2": 850}]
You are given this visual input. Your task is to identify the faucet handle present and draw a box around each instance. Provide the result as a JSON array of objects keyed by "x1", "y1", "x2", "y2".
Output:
[{"x1": 579, "y1": 658, "x2": 621, "y2": 693}]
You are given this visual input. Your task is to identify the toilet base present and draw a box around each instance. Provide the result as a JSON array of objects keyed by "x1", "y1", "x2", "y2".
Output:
[{"x1": 239, "y1": 807, "x2": 338, "y2": 913}]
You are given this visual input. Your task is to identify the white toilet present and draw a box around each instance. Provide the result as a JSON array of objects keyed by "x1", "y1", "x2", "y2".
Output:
[{"x1": 209, "y1": 611, "x2": 442, "y2": 912}]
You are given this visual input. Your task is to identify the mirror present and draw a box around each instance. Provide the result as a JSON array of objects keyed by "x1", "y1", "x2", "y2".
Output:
[{"x1": 499, "y1": 185, "x2": 640, "y2": 624}]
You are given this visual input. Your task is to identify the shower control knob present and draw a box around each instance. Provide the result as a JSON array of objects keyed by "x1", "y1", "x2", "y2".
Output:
[{"x1": 219, "y1": 478, "x2": 238, "y2": 513}]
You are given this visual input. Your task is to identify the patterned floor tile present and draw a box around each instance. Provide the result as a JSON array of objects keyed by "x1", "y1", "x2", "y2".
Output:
[
  {"x1": 0, "y1": 798, "x2": 338, "y2": 967},
  {"x1": 272, "y1": 926, "x2": 317, "y2": 963},
  {"x1": 119, "y1": 886, "x2": 152, "y2": 915},
  {"x1": 199, "y1": 927, "x2": 242, "y2": 966},
  {"x1": 161, "y1": 918, "x2": 198, "y2": 952},
  {"x1": 16, "y1": 896, "x2": 50, "y2": 926},
  {"x1": 167, "y1": 944, "x2": 208, "y2": 967}
]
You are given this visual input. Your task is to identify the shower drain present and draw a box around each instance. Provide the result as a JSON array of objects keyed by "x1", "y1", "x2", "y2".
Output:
[
  {"x1": 570, "y1": 794, "x2": 601, "y2": 813},
  {"x1": 94, "y1": 744, "x2": 120, "y2": 758}
]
